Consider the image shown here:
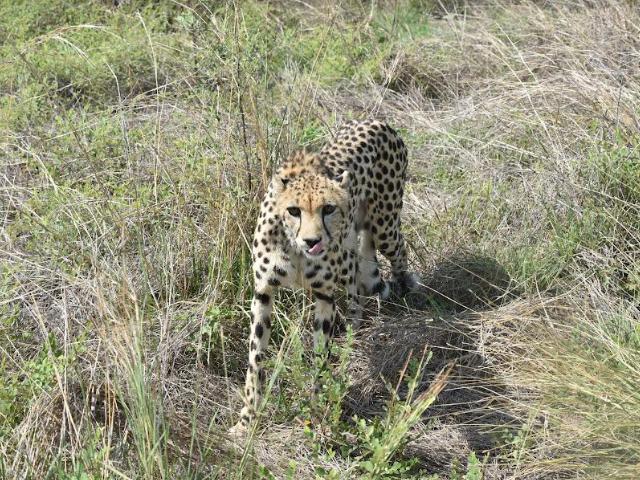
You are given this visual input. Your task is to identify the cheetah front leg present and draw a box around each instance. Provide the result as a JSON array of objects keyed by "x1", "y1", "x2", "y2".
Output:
[
  {"x1": 312, "y1": 289, "x2": 336, "y2": 354},
  {"x1": 231, "y1": 287, "x2": 273, "y2": 435},
  {"x1": 357, "y1": 225, "x2": 390, "y2": 300},
  {"x1": 343, "y1": 247, "x2": 364, "y2": 328},
  {"x1": 310, "y1": 288, "x2": 336, "y2": 403}
]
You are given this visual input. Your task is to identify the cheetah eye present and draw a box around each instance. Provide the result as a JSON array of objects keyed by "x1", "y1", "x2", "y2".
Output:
[
  {"x1": 287, "y1": 207, "x2": 301, "y2": 217},
  {"x1": 322, "y1": 205, "x2": 336, "y2": 215}
]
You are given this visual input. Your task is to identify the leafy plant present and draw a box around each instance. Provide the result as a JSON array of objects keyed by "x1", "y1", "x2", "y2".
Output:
[{"x1": 350, "y1": 352, "x2": 453, "y2": 478}]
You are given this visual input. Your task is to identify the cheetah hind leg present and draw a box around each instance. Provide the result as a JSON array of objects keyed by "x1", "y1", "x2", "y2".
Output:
[{"x1": 381, "y1": 231, "x2": 419, "y2": 296}]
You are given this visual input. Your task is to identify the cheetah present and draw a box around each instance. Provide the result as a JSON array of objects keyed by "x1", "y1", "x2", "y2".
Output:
[{"x1": 232, "y1": 119, "x2": 415, "y2": 433}]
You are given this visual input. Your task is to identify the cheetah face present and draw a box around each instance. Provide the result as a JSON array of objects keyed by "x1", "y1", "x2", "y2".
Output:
[{"x1": 275, "y1": 172, "x2": 350, "y2": 259}]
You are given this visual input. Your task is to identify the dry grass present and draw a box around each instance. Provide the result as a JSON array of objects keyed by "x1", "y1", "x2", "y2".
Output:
[{"x1": 1, "y1": 0, "x2": 639, "y2": 478}]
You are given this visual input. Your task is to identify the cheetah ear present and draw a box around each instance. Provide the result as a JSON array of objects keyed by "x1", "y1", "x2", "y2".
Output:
[
  {"x1": 273, "y1": 175, "x2": 290, "y2": 194},
  {"x1": 334, "y1": 170, "x2": 350, "y2": 188}
]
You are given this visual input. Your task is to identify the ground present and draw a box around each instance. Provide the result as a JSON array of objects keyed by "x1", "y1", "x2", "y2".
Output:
[{"x1": 1, "y1": 1, "x2": 639, "y2": 479}]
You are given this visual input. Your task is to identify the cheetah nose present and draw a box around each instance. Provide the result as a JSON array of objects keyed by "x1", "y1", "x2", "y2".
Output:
[{"x1": 304, "y1": 238, "x2": 322, "y2": 249}]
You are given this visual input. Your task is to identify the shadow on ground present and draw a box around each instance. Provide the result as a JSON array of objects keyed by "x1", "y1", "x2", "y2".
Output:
[
  {"x1": 397, "y1": 253, "x2": 514, "y2": 314},
  {"x1": 345, "y1": 253, "x2": 518, "y2": 472}
]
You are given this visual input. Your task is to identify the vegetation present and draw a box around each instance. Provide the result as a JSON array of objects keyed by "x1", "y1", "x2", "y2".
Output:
[{"x1": 1, "y1": 0, "x2": 639, "y2": 478}]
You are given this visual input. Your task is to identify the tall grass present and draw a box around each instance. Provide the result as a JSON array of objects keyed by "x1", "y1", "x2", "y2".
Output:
[{"x1": 1, "y1": 0, "x2": 639, "y2": 478}]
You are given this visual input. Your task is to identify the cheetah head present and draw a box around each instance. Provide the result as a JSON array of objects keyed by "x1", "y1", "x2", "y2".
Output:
[{"x1": 274, "y1": 171, "x2": 350, "y2": 259}]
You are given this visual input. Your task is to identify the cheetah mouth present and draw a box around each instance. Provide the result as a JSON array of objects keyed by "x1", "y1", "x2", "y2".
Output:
[{"x1": 307, "y1": 241, "x2": 325, "y2": 256}]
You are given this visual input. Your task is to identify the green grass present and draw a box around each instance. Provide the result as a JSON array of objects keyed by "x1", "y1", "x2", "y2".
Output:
[{"x1": 1, "y1": 0, "x2": 640, "y2": 478}]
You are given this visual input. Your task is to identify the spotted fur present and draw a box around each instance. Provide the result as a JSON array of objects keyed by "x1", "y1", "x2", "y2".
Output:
[{"x1": 231, "y1": 120, "x2": 415, "y2": 433}]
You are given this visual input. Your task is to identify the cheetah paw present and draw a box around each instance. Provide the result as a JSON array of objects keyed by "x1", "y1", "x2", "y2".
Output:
[
  {"x1": 228, "y1": 422, "x2": 248, "y2": 438},
  {"x1": 401, "y1": 272, "x2": 420, "y2": 291},
  {"x1": 379, "y1": 281, "x2": 391, "y2": 300},
  {"x1": 390, "y1": 272, "x2": 420, "y2": 296}
]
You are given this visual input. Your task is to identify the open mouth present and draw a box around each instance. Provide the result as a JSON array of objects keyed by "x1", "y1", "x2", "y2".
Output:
[{"x1": 306, "y1": 241, "x2": 325, "y2": 256}]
